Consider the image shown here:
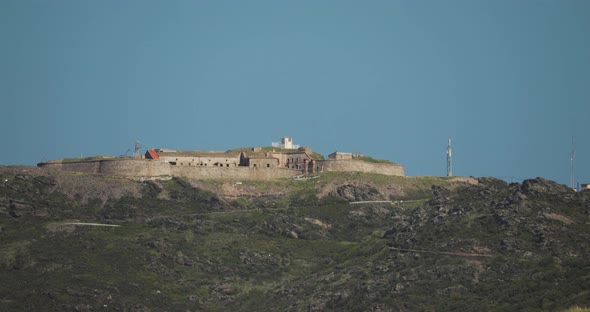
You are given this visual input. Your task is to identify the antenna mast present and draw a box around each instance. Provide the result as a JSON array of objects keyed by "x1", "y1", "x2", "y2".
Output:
[
  {"x1": 447, "y1": 138, "x2": 452, "y2": 177},
  {"x1": 134, "y1": 141, "x2": 141, "y2": 159},
  {"x1": 570, "y1": 136, "x2": 576, "y2": 189}
]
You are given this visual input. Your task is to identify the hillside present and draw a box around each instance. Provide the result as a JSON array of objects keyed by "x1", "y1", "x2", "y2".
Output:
[{"x1": 1, "y1": 166, "x2": 589, "y2": 311}]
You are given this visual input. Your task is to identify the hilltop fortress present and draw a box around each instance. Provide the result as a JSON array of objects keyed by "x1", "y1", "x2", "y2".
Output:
[{"x1": 38, "y1": 137, "x2": 405, "y2": 180}]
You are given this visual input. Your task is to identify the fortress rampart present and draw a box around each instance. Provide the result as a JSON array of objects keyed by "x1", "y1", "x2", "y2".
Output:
[
  {"x1": 39, "y1": 160, "x2": 103, "y2": 174},
  {"x1": 38, "y1": 139, "x2": 406, "y2": 179},
  {"x1": 38, "y1": 159, "x2": 171, "y2": 176},
  {"x1": 38, "y1": 159, "x2": 303, "y2": 180},
  {"x1": 99, "y1": 159, "x2": 172, "y2": 176},
  {"x1": 170, "y1": 166, "x2": 299, "y2": 180},
  {"x1": 316, "y1": 160, "x2": 405, "y2": 176},
  {"x1": 39, "y1": 158, "x2": 405, "y2": 179}
]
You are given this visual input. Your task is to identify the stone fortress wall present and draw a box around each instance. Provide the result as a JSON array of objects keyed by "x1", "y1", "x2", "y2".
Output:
[
  {"x1": 315, "y1": 159, "x2": 405, "y2": 176},
  {"x1": 39, "y1": 157, "x2": 405, "y2": 180},
  {"x1": 38, "y1": 138, "x2": 406, "y2": 180},
  {"x1": 38, "y1": 159, "x2": 301, "y2": 180},
  {"x1": 38, "y1": 159, "x2": 171, "y2": 177},
  {"x1": 170, "y1": 165, "x2": 298, "y2": 180}
]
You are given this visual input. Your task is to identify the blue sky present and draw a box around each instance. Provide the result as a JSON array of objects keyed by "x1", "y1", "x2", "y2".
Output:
[{"x1": 1, "y1": 0, "x2": 589, "y2": 186}]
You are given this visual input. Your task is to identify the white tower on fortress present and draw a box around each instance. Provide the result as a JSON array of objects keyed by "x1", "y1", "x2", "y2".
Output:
[
  {"x1": 272, "y1": 137, "x2": 300, "y2": 149},
  {"x1": 282, "y1": 137, "x2": 293, "y2": 149}
]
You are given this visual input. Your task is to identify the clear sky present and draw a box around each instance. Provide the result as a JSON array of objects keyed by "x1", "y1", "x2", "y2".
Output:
[{"x1": 1, "y1": 0, "x2": 589, "y2": 186}]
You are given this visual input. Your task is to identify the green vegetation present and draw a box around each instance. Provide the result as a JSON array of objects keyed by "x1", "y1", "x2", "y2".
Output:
[
  {"x1": 1, "y1": 168, "x2": 589, "y2": 311},
  {"x1": 353, "y1": 155, "x2": 395, "y2": 164}
]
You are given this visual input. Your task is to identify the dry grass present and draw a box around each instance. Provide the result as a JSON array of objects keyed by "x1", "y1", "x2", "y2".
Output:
[{"x1": 563, "y1": 307, "x2": 590, "y2": 312}]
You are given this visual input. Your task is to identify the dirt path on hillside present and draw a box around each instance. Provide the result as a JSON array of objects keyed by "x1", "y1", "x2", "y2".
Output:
[
  {"x1": 389, "y1": 247, "x2": 493, "y2": 258},
  {"x1": 58, "y1": 222, "x2": 122, "y2": 227}
]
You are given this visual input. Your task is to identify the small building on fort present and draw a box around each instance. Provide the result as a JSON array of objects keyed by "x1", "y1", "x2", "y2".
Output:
[
  {"x1": 329, "y1": 152, "x2": 353, "y2": 160},
  {"x1": 268, "y1": 147, "x2": 315, "y2": 171},
  {"x1": 328, "y1": 152, "x2": 364, "y2": 160}
]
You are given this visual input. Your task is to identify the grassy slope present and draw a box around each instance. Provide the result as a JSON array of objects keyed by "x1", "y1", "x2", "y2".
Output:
[{"x1": 0, "y1": 168, "x2": 589, "y2": 311}]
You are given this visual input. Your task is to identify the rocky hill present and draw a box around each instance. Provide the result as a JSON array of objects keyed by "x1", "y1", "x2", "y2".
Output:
[{"x1": 0, "y1": 166, "x2": 589, "y2": 311}]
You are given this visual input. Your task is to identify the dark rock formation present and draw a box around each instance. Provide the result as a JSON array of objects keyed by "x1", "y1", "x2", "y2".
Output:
[{"x1": 335, "y1": 184, "x2": 382, "y2": 201}]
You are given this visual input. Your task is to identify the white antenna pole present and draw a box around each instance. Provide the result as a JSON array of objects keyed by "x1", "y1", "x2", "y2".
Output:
[
  {"x1": 447, "y1": 138, "x2": 452, "y2": 177},
  {"x1": 134, "y1": 141, "x2": 141, "y2": 159},
  {"x1": 570, "y1": 136, "x2": 576, "y2": 189}
]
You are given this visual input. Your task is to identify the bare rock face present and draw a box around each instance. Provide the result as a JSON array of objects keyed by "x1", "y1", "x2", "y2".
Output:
[
  {"x1": 384, "y1": 176, "x2": 589, "y2": 258},
  {"x1": 521, "y1": 177, "x2": 572, "y2": 195},
  {"x1": 335, "y1": 184, "x2": 382, "y2": 201}
]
